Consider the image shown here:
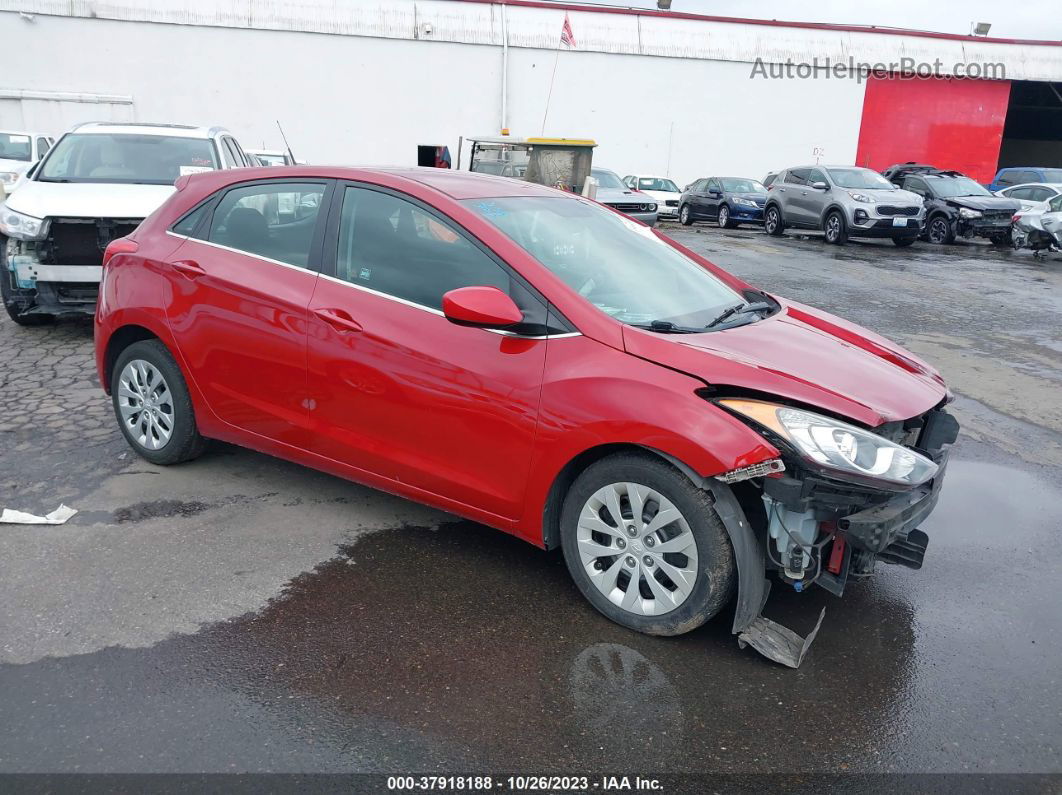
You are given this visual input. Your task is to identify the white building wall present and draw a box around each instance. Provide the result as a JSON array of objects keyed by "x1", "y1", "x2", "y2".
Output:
[{"x1": 0, "y1": 9, "x2": 869, "y2": 185}]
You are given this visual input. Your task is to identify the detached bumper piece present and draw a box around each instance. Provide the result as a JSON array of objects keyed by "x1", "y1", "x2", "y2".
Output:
[
  {"x1": 738, "y1": 607, "x2": 826, "y2": 669},
  {"x1": 877, "y1": 528, "x2": 929, "y2": 569}
]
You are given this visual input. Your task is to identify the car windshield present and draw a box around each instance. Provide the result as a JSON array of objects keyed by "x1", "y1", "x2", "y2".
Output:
[
  {"x1": 1043, "y1": 169, "x2": 1062, "y2": 182},
  {"x1": 719, "y1": 178, "x2": 766, "y2": 194},
  {"x1": 637, "y1": 177, "x2": 679, "y2": 192},
  {"x1": 37, "y1": 133, "x2": 219, "y2": 184},
  {"x1": 827, "y1": 168, "x2": 896, "y2": 190},
  {"x1": 927, "y1": 175, "x2": 992, "y2": 198},
  {"x1": 0, "y1": 133, "x2": 33, "y2": 162},
  {"x1": 591, "y1": 170, "x2": 626, "y2": 190},
  {"x1": 466, "y1": 196, "x2": 743, "y2": 328}
]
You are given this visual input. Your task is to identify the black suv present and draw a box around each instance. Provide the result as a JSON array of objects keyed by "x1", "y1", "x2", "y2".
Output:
[{"x1": 885, "y1": 165, "x2": 1022, "y2": 245}]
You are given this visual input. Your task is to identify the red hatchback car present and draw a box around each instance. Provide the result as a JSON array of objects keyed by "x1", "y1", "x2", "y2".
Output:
[{"x1": 95, "y1": 167, "x2": 958, "y2": 666}]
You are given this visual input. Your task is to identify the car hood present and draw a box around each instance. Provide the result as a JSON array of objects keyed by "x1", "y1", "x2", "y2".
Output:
[
  {"x1": 0, "y1": 158, "x2": 31, "y2": 174},
  {"x1": 596, "y1": 186, "x2": 645, "y2": 203},
  {"x1": 945, "y1": 195, "x2": 1022, "y2": 212},
  {"x1": 623, "y1": 299, "x2": 948, "y2": 427},
  {"x1": 4, "y1": 180, "x2": 176, "y2": 220},
  {"x1": 641, "y1": 189, "x2": 680, "y2": 202}
]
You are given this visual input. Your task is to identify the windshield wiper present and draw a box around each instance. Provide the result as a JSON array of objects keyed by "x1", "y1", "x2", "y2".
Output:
[
  {"x1": 705, "y1": 300, "x2": 772, "y2": 329},
  {"x1": 632, "y1": 320, "x2": 705, "y2": 334}
]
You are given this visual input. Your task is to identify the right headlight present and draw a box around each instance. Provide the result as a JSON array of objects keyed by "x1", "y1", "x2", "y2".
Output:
[
  {"x1": 958, "y1": 207, "x2": 982, "y2": 219},
  {"x1": 719, "y1": 399, "x2": 938, "y2": 488},
  {"x1": 0, "y1": 206, "x2": 47, "y2": 240},
  {"x1": 0, "y1": 171, "x2": 20, "y2": 188}
]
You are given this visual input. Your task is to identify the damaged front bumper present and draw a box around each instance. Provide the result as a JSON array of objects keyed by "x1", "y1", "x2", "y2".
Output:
[{"x1": 712, "y1": 406, "x2": 959, "y2": 668}]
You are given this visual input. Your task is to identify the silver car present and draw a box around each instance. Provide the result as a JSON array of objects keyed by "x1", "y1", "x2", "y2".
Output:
[
  {"x1": 764, "y1": 165, "x2": 924, "y2": 246},
  {"x1": 590, "y1": 168, "x2": 658, "y2": 225}
]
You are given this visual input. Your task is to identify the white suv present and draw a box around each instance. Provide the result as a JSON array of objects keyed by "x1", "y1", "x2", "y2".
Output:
[
  {"x1": 1, "y1": 130, "x2": 55, "y2": 197},
  {"x1": 1, "y1": 122, "x2": 250, "y2": 324}
]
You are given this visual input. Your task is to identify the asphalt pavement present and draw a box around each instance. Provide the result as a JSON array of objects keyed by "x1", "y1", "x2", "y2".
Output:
[{"x1": 1, "y1": 224, "x2": 1060, "y2": 780}]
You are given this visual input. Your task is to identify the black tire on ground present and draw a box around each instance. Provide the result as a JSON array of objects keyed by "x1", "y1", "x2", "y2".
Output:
[
  {"x1": 560, "y1": 452, "x2": 736, "y2": 637},
  {"x1": 989, "y1": 232, "x2": 1010, "y2": 246},
  {"x1": 824, "y1": 210, "x2": 848, "y2": 244},
  {"x1": 717, "y1": 205, "x2": 736, "y2": 229},
  {"x1": 927, "y1": 215, "x2": 956, "y2": 245},
  {"x1": 892, "y1": 236, "x2": 916, "y2": 247},
  {"x1": 679, "y1": 204, "x2": 693, "y2": 226},
  {"x1": 763, "y1": 205, "x2": 785, "y2": 236},
  {"x1": 110, "y1": 339, "x2": 206, "y2": 466},
  {"x1": 0, "y1": 271, "x2": 52, "y2": 326}
]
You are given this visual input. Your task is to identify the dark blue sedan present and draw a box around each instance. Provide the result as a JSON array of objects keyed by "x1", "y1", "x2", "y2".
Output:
[{"x1": 679, "y1": 177, "x2": 768, "y2": 228}]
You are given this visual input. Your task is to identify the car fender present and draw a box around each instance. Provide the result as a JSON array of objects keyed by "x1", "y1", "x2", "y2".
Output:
[{"x1": 820, "y1": 202, "x2": 848, "y2": 226}]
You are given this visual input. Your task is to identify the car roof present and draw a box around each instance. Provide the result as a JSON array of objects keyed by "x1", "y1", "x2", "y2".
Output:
[
  {"x1": 1002, "y1": 182, "x2": 1062, "y2": 190},
  {"x1": 1, "y1": 129, "x2": 46, "y2": 136},
  {"x1": 179, "y1": 165, "x2": 570, "y2": 200},
  {"x1": 69, "y1": 122, "x2": 227, "y2": 139}
]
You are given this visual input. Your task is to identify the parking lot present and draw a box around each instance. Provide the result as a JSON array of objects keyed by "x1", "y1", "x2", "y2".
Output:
[{"x1": 1, "y1": 224, "x2": 1060, "y2": 776}]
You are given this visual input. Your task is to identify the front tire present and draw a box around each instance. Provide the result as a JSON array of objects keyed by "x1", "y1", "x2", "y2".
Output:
[
  {"x1": 679, "y1": 204, "x2": 693, "y2": 226},
  {"x1": 927, "y1": 215, "x2": 955, "y2": 244},
  {"x1": 824, "y1": 210, "x2": 848, "y2": 244},
  {"x1": 111, "y1": 339, "x2": 206, "y2": 465},
  {"x1": 764, "y1": 205, "x2": 785, "y2": 236},
  {"x1": 892, "y1": 236, "x2": 915, "y2": 247},
  {"x1": 717, "y1": 205, "x2": 736, "y2": 229},
  {"x1": 0, "y1": 272, "x2": 52, "y2": 326},
  {"x1": 560, "y1": 453, "x2": 736, "y2": 636}
]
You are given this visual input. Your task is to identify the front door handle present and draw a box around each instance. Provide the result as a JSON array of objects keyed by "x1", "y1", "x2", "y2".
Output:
[
  {"x1": 171, "y1": 259, "x2": 206, "y2": 279},
  {"x1": 314, "y1": 307, "x2": 363, "y2": 333}
]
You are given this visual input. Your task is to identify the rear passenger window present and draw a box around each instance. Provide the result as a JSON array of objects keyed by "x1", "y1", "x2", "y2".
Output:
[
  {"x1": 172, "y1": 203, "x2": 210, "y2": 237},
  {"x1": 208, "y1": 181, "x2": 325, "y2": 267},
  {"x1": 786, "y1": 169, "x2": 810, "y2": 186}
]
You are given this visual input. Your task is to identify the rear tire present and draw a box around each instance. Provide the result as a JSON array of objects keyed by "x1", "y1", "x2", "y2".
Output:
[
  {"x1": 111, "y1": 339, "x2": 206, "y2": 465},
  {"x1": 560, "y1": 453, "x2": 736, "y2": 636},
  {"x1": 824, "y1": 210, "x2": 848, "y2": 244},
  {"x1": 763, "y1": 205, "x2": 785, "y2": 236},
  {"x1": 679, "y1": 204, "x2": 693, "y2": 226}
]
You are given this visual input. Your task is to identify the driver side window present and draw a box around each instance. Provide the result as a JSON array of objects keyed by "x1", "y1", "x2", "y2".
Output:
[
  {"x1": 904, "y1": 177, "x2": 928, "y2": 197},
  {"x1": 808, "y1": 169, "x2": 827, "y2": 186}
]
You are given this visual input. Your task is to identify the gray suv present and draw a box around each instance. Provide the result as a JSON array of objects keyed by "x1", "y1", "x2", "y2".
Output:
[{"x1": 763, "y1": 165, "x2": 925, "y2": 246}]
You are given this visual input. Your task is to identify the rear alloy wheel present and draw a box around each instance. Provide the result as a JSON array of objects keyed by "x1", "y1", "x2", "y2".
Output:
[
  {"x1": 679, "y1": 204, "x2": 693, "y2": 226},
  {"x1": 561, "y1": 453, "x2": 735, "y2": 636},
  {"x1": 927, "y1": 216, "x2": 955, "y2": 244},
  {"x1": 824, "y1": 210, "x2": 848, "y2": 244},
  {"x1": 764, "y1": 205, "x2": 785, "y2": 236},
  {"x1": 111, "y1": 339, "x2": 206, "y2": 465}
]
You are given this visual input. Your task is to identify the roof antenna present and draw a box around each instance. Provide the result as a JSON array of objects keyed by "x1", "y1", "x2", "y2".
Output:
[{"x1": 276, "y1": 120, "x2": 296, "y2": 164}]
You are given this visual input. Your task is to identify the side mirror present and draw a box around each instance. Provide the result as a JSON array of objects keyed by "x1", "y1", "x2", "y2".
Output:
[
  {"x1": 811, "y1": 181, "x2": 829, "y2": 191},
  {"x1": 708, "y1": 189, "x2": 722, "y2": 197},
  {"x1": 442, "y1": 286, "x2": 523, "y2": 329}
]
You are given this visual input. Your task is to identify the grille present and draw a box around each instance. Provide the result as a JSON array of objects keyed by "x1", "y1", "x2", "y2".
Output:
[
  {"x1": 43, "y1": 218, "x2": 142, "y2": 267},
  {"x1": 877, "y1": 205, "x2": 919, "y2": 217},
  {"x1": 980, "y1": 210, "x2": 1012, "y2": 220}
]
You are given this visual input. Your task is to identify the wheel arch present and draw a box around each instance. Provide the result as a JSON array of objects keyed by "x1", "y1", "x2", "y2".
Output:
[
  {"x1": 821, "y1": 203, "x2": 848, "y2": 226},
  {"x1": 541, "y1": 442, "x2": 769, "y2": 635}
]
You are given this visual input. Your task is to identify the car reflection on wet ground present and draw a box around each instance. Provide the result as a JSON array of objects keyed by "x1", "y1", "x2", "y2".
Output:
[{"x1": 1, "y1": 227, "x2": 1061, "y2": 775}]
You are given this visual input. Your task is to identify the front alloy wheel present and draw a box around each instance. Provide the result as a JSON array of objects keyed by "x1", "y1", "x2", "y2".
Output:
[
  {"x1": 576, "y1": 482, "x2": 699, "y2": 616},
  {"x1": 927, "y1": 216, "x2": 954, "y2": 244},
  {"x1": 561, "y1": 453, "x2": 735, "y2": 636},
  {"x1": 679, "y1": 204, "x2": 692, "y2": 226},
  {"x1": 717, "y1": 205, "x2": 732, "y2": 229},
  {"x1": 764, "y1": 206, "x2": 784, "y2": 236}
]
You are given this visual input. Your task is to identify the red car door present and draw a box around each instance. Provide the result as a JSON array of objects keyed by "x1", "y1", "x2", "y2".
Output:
[
  {"x1": 305, "y1": 184, "x2": 561, "y2": 521},
  {"x1": 162, "y1": 179, "x2": 332, "y2": 447}
]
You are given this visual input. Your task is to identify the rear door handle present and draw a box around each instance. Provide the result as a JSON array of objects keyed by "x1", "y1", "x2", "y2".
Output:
[
  {"x1": 314, "y1": 307, "x2": 363, "y2": 333},
  {"x1": 171, "y1": 259, "x2": 206, "y2": 279}
]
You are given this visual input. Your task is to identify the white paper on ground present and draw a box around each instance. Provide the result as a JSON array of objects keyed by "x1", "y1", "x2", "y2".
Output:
[{"x1": 0, "y1": 504, "x2": 78, "y2": 525}]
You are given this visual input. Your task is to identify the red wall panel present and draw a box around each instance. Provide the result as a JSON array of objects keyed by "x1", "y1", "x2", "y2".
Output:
[{"x1": 855, "y1": 75, "x2": 1011, "y2": 184}]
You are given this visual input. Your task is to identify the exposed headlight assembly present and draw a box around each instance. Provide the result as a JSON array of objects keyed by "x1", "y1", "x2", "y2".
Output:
[
  {"x1": 0, "y1": 206, "x2": 47, "y2": 241},
  {"x1": 719, "y1": 399, "x2": 938, "y2": 488},
  {"x1": 958, "y1": 207, "x2": 983, "y2": 219},
  {"x1": 847, "y1": 192, "x2": 876, "y2": 203}
]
